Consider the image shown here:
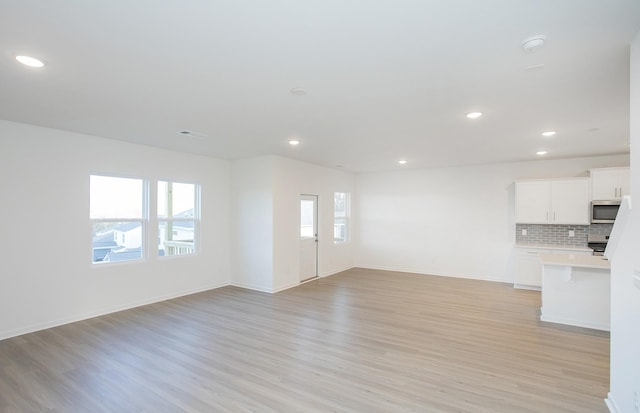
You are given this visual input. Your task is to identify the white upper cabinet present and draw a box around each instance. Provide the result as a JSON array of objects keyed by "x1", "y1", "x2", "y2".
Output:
[
  {"x1": 515, "y1": 178, "x2": 590, "y2": 225},
  {"x1": 515, "y1": 181, "x2": 549, "y2": 224},
  {"x1": 590, "y1": 167, "x2": 630, "y2": 200}
]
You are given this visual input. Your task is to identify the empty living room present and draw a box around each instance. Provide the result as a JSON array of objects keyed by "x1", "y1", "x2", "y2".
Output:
[{"x1": 1, "y1": 1, "x2": 640, "y2": 412}]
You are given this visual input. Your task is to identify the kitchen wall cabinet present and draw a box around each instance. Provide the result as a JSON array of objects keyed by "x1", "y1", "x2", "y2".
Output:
[
  {"x1": 515, "y1": 178, "x2": 590, "y2": 225},
  {"x1": 514, "y1": 247, "x2": 592, "y2": 290},
  {"x1": 590, "y1": 167, "x2": 630, "y2": 200}
]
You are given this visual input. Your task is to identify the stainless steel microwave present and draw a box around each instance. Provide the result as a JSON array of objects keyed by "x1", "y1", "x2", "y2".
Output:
[{"x1": 591, "y1": 200, "x2": 621, "y2": 224}]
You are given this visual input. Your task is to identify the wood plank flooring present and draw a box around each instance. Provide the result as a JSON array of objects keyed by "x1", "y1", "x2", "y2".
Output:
[{"x1": 0, "y1": 268, "x2": 610, "y2": 412}]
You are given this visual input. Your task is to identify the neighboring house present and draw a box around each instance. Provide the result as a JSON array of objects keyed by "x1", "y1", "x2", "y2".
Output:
[
  {"x1": 158, "y1": 208, "x2": 195, "y2": 256},
  {"x1": 112, "y1": 222, "x2": 142, "y2": 249},
  {"x1": 103, "y1": 247, "x2": 143, "y2": 263},
  {"x1": 92, "y1": 222, "x2": 142, "y2": 263},
  {"x1": 92, "y1": 232, "x2": 118, "y2": 262},
  {"x1": 93, "y1": 209, "x2": 195, "y2": 261}
]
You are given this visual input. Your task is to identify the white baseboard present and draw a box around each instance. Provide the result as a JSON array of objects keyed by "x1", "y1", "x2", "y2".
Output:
[
  {"x1": 319, "y1": 265, "x2": 354, "y2": 278},
  {"x1": 234, "y1": 267, "x2": 356, "y2": 294},
  {"x1": 273, "y1": 281, "x2": 302, "y2": 293},
  {"x1": 605, "y1": 393, "x2": 620, "y2": 413},
  {"x1": 513, "y1": 283, "x2": 541, "y2": 291},
  {"x1": 540, "y1": 313, "x2": 610, "y2": 332},
  {"x1": 230, "y1": 281, "x2": 274, "y2": 293},
  {"x1": 0, "y1": 281, "x2": 229, "y2": 341},
  {"x1": 355, "y1": 265, "x2": 509, "y2": 284}
]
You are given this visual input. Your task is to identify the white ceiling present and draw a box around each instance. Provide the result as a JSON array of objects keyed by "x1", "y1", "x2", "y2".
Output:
[{"x1": 1, "y1": 1, "x2": 639, "y2": 172}]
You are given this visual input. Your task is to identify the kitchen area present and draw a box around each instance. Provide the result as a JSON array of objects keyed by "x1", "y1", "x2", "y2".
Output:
[{"x1": 514, "y1": 166, "x2": 629, "y2": 331}]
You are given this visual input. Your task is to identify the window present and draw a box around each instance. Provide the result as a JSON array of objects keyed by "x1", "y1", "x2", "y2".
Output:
[
  {"x1": 90, "y1": 175, "x2": 146, "y2": 263},
  {"x1": 334, "y1": 192, "x2": 350, "y2": 243},
  {"x1": 158, "y1": 181, "x2": 199, "y2": 257}
]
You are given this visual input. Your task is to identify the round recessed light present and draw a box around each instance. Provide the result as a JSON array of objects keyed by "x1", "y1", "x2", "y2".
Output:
[
  {"x1": 290, "y1": 88, "x2": 307, "y2": 96},
  {"x1": 466, "y1": 112, "x2": 483, "y2": 119},
  {"x1": 398, "y1": 160, "x2": 407, "y2": 165},
  {"x1": 541, "y1": 131, "x2": 556, "y2": 137},
  {"x1": 15, "y1": 55, "x2": 45, "y2": 68},
  {"x1": 536, "y1": 151, "x2": 547, "y2": 156},
  {"x1": 521, "y1": 36, "x2": 546, "y2": 54},
  {"x1": 288, "y1": 139, "x2": 300, "y2": 146}
]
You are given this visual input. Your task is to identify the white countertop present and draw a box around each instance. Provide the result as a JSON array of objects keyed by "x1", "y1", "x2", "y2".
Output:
[
  {"x1": 539, "y1": 253, "x2": 611, "y2": 270},
  {"x1": 515, "y1": 244, "x2": 593, "y2": 252}
]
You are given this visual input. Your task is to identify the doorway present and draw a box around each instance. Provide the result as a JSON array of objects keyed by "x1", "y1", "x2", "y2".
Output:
[{"x1": 299, "y1": 194, "x2": 318, "y2": 282}]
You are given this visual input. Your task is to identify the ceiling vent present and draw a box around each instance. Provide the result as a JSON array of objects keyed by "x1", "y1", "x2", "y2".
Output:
[{"x1": 178, "y1": 130, "x2": 207, "y2": 139}]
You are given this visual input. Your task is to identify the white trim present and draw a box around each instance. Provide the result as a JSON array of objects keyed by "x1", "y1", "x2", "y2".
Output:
[
  {"x1": 230, "y1": 281, "x2": 274, "y2": 293},
  {"x1": 319, "y1": 265, "x2": 354, "y2": 278},
  {"x1": 513, "y1": 284, "x2": 541, "y2": 291},
  {"x1": 273, "y1": 280, "x2": 303, "y2": 293},
  {"x1": 540, "y1": 313, "x2": 610, "y2": 332},
  {"x1": 605, "y1": 393, "x2": 621, "y2": 413},
  {"x1": 355, "y1": 265, "x2": 508, "y2": 284},
  {"x1": 0, "y1": 282, "x2": 228, "y2": 341}
]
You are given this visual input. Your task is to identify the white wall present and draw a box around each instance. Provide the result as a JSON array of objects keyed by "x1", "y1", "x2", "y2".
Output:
[
  {"x1": 607, "y1": 31, "x2": 640, "y2": 413},
  {"x1": 0, "y1": 120, "x2": 231, "y2": 340},
  {"x1": 230, "y1": 156, "x2": 275, "y2": 292},
  {"x1": 355, "y1": 154, "x2": 629, "y2": 282},
  {"x1": 229, "y1": 155, "x2": 356, "y2": 292},
  {"x1": 272, "y1": 157, "x2": 356, "y2": 291}
]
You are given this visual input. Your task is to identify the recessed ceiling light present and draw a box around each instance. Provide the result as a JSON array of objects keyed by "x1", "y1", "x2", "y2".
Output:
[
  {"x1": 541, "y1": 131, "x2": 556, "y2": 137},
  {"x1": 288, "y1": 139, "x2": 300, "y2": 146},
  {"x1": 290, "y1": 88, "x2": 307, "y2": 96},
  {"x1": 398, "y1": 160, "x2": 407, "y2": 165},
  {"x1": 521, "y1": 36, "x2": 546, "y2": 54},
  {"x1": 466, "y1": 112, "x2": 482, "y2": 119},
  {"x1": 536, "y1": 151, "x2": 547, "y2": 156},
  {"x1": 15, "y1": 55, "x2": 45, "y2": 68}
]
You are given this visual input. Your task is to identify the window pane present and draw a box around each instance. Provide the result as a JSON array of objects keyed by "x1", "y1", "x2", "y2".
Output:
[
  {"x1": 92, "y1": 221, "x2": 142, "y2": 263},
  {"x1": 158, "y1": 181, "x2": 195, "y2": 219},
  {"x1": 334, "y1": 192, "x2": 347, "y2": 217},
  {"x1": 159, "y1": 221, "x2": 195, "y2": 256},
  {"x1": 90, "y1": 175, "x2": 143, "y2": 219},
  {"x1": 334, "y1": 192, "x2": 349, "y2": 243},
  {"x1": 300, "y1": 200, "x2": 314, "y2": 238}
]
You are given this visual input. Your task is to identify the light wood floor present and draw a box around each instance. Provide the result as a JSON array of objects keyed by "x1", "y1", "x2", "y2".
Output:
[{"x1": 0, "y1": 268, "x2": 610, "y2": 413}]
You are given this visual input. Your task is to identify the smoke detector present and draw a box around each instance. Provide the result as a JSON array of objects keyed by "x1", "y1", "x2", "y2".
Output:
[{"x1": 521, "y1": 36, "x2": 546, "y2": 54}]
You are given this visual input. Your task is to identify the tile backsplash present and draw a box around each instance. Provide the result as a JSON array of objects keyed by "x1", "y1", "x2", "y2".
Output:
[{"x1": 515, "y1": 223, "x2": 613, "y2": 247}]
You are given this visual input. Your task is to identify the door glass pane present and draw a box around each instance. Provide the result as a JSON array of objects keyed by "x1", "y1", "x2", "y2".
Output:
[{"x1": 300, "y1": 199, "x2": 314, "y2": 238}]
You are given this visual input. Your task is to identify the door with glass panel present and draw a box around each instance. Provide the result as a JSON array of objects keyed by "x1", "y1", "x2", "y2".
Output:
[{"x1": 299, "y1": 195, "x2": 318, "y2": 281}]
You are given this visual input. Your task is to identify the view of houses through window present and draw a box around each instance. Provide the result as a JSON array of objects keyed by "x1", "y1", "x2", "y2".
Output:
[
  {"x1": 334, "y1": 192, "x2": 350, "y2": 243},
  {"x1": 90, "y1": 175, "x2": 146, "y2": 263},
  {"x1": 158, "y1": 181, "x2": 198, "y2": 257},
  {"x1": 90, "y1": 175, "x2": 199, "y2": 264}
]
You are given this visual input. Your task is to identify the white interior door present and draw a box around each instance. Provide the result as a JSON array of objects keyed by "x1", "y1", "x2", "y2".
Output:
[{"x1": 299, "y1": 195, "x2": 318, "y2": 281}]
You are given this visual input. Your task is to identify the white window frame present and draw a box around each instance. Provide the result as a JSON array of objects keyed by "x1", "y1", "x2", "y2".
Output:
[
  {"x1": 157, "y1": 180, "x2": 201, "y2": 258},
  {"x1": 334, "y1": 192, "x2": 350, "y2": 244},
  {"x1": 90, "y1": 173, "x2": 148, "y2": 265}
]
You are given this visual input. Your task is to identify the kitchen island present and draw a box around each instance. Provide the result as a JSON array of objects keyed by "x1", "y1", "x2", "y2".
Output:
[{"x1": 539, "y1": 253, "x2": 610, "y2": 331}]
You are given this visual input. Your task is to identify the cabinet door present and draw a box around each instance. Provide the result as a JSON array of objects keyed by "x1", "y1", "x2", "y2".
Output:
[
  {"x1": 515, "y1": 251, "x2": 543, "y2": 288},
  {"x1": 618, "y1": 167, "x2": 630, "y2": 197},
  {"x1": 515, "y1": 181, "x2": 550, "y2": 224},
  {"x1": 591, "y1": 169, "x2": 621, "y2": 200},
  {"x1": 551, "y1": 179, "x2": 590, "y2": 224}
]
